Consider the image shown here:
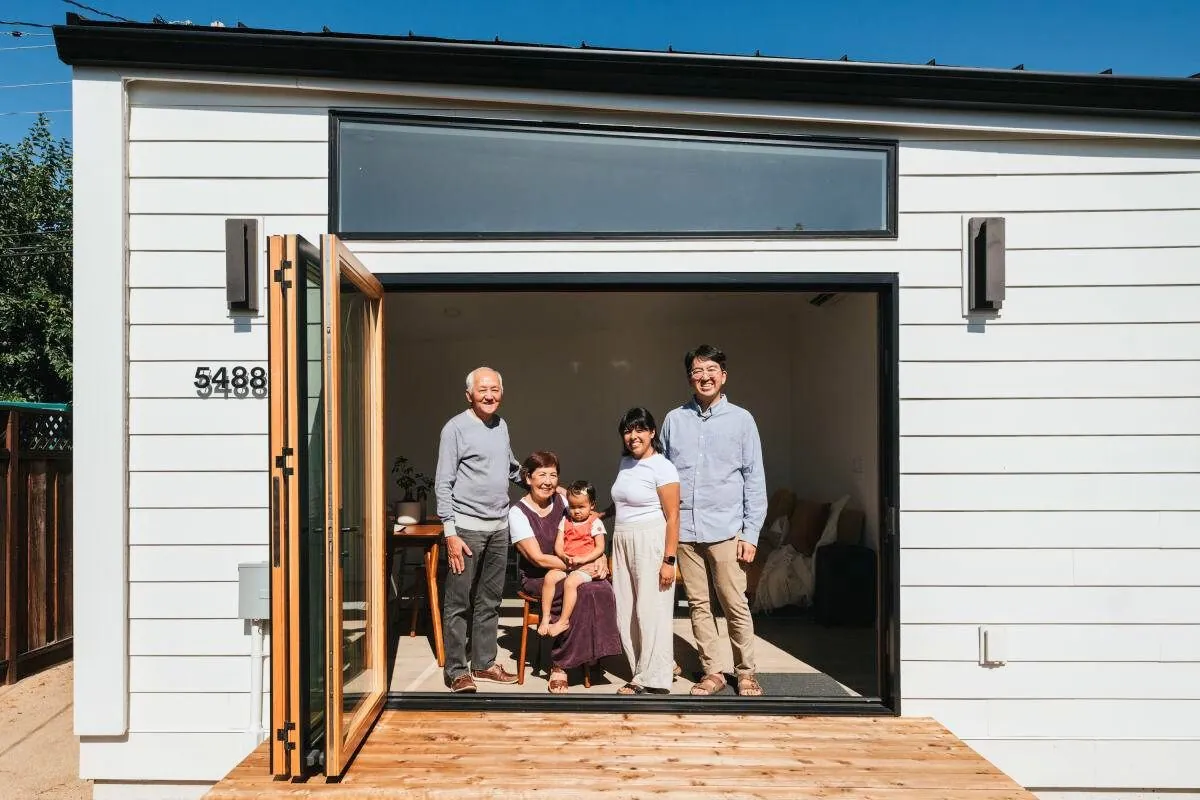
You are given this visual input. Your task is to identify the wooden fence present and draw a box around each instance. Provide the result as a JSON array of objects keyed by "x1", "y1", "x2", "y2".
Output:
[{"x1": 1, "y1": 403, "x2": 73, "y2": 684}]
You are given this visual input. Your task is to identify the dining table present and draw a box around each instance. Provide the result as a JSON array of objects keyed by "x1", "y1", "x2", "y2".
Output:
[{"x1": 388, "y1": 521, "x2": 445, "y2": 668}]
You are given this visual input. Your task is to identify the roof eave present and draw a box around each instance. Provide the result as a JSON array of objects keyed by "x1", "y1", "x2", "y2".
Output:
[{"x1": 52, "y1": 17, "x2": 1200, "y2": 120}]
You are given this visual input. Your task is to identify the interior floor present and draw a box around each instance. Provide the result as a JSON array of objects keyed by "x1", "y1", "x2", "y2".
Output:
[{"x1": 387, "y1": 588, "x2": 876, "y2": 697}]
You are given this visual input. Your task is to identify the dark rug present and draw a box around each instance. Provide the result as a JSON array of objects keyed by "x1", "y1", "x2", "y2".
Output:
[{"x1": 706, "y1": 671, "x2": 854, "y2": 697}]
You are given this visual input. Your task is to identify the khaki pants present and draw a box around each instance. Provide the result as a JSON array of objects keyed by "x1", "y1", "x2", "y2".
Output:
[{"x1": 678, "y1": 538, "x2": 756, "y2": 677}]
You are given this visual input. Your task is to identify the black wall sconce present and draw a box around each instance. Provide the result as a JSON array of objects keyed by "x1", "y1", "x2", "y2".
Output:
[
  {"x1": 967, "y1": 216, "x2": 1005, "y2": 313},
  {"x1": 225, "y1": 218, "x2": 260, "y2": 313}
]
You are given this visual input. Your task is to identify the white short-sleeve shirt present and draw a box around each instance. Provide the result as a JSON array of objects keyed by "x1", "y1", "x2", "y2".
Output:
[
  {"x1": 610, "y1": 453, "x2": 680, "y2": 524},
  {"x1": 508, "y1": 504, "x2": 535, "y2": 545}
]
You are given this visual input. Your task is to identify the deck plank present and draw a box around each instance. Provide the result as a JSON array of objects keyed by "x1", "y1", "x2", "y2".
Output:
[{"x1": 205, "y1": 711, "x2": 1035, "y2": 799}]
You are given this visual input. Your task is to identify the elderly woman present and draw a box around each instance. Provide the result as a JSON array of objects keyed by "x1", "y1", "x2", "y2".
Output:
[{"x1": 508, "y1": 451, "x2": 623, "y2": 693}]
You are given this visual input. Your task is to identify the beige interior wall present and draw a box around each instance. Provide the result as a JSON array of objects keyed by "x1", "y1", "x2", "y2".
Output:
[
  {"x1": 789, "y1": 292, "x2": 880, "y2": 548},
  {"x1": 383, "y1": 290, "x2": 878, "y2": 547}
]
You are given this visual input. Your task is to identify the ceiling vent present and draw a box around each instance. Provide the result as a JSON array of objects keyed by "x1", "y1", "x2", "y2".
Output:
[{"x1": 808, "y1": 292, "x2": 843, "y2": 308}]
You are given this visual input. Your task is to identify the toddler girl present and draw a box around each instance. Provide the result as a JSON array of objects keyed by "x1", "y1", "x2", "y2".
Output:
[{"x1": 540, "y1": 480, "x2": 608, "y2": 637}]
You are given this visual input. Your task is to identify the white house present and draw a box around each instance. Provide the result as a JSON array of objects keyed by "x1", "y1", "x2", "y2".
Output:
[{"x1": 54, "y1": 13, "x2": 1200, "y2": 800}]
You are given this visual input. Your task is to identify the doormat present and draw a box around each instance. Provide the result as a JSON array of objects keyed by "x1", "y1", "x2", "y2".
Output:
[{"x1": 706, "y1": 671, "x2": 854, "y2": 697}]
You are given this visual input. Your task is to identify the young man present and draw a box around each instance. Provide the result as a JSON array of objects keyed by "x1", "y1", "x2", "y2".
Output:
[
  {"x1": 435, "y1": 366, "x2": 522, "y2": 693},
  {"x1": 660, "y1": 345, "x2": 768, "y2": 697}
]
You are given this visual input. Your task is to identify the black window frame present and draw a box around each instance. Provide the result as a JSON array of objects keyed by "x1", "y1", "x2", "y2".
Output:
[{"x1": 328, "y1": 111, "x2": 899, "y2": 241}]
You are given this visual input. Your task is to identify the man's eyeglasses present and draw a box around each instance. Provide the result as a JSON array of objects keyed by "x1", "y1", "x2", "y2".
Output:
[{"x1": 689, "y1": 367, "x2": 723, "y2": 379}]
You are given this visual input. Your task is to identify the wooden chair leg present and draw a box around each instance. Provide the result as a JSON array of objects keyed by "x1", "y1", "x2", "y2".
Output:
[
  {"x1": 518, "y1": 599, "x2": 530, "y2": 685},
  {"x1": 408, "y1": 571, "x2": 420, "y2": 637}
]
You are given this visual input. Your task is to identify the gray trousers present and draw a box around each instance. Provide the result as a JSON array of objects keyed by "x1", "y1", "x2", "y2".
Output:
[{"x1": 441, "y1": 527, "x2": 509, "y2": 681}]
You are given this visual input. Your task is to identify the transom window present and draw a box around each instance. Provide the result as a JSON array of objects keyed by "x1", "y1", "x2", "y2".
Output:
[{"x1": 331, "y1": 113, "x2": 896, "y2": 239}]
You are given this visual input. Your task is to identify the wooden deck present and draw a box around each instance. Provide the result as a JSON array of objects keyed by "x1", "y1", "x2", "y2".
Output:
[{"x1": 205, "y1": 711, "x2": 1035, "y2": 799}]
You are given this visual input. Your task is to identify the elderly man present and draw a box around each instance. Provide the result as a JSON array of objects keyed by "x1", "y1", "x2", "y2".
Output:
[
  {"x1": 435, "y1": 366, "x2": 522, "y2": 693},
  {"x1": 660, "y1": 344, "x2": 768, "y2": 697}
]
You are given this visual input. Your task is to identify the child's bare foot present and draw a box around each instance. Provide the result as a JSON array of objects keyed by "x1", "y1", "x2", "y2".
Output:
[
  {"x1": 547, "y1": 619, "x2": 571, "y2": 637},
  {"x1": 537, "y1": 622, "x2": 550, "y2": 637}
]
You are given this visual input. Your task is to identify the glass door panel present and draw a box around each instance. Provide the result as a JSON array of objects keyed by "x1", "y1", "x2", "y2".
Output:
[
  {"x1": 337, "y1": 283, "x2": 370, "y2": 715},
  {"x1": 296, "y1": 238, "x2": 327, "y2": 769},
  {"x1": 321, "y1": 234, "x2": 386, "y2": 776}
]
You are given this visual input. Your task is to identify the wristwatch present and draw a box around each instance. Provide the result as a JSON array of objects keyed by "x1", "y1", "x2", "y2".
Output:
[{"x1": 662, "y1": 555, "x2": 676, "y2": 566}]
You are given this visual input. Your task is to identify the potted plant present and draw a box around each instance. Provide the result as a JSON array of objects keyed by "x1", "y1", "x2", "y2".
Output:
[{"x1": 391, "y1": 456, "x2": 433, "y2": 524}]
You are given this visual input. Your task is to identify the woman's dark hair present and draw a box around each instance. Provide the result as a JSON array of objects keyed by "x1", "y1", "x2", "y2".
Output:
[
  {"x1": 617, "y1": 407, "x2": 664, "y2": 457},
  {"x1": 520, "y1": 450, "x2": 560, "y2": 486},
  {"x1": 565, "y1": 480, "x2": 596, "y2": 504},
  {"x1": 684, "y1": 344, "x2": 727, "y2": 376}
]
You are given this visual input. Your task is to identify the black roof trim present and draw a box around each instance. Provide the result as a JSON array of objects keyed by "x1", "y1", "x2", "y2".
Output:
[{"x1": 53, "y1": 15, "x2": 1200, "y2": 120}]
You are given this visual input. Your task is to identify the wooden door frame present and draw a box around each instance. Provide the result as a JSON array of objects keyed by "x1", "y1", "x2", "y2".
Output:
[
  {"x1": 267, "y1": 234, "x2": 302, "y2": 775},
  {"x1": 321, "y1": 235, "x2": 387, "y2": 775}
]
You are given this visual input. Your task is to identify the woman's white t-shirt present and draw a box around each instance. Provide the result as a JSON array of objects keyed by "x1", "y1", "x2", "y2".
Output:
[{"x1": 610, "y1": 452, "x2": 680, "y2": 524}]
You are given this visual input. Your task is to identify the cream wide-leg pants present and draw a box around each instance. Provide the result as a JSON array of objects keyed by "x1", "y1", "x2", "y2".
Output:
[{"x1": 612, "y1": 518, "x2": 676, "y2": 691}]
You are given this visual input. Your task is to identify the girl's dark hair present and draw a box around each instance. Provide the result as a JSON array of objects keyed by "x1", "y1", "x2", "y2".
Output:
[
  {"x1": 520, "y1": 450, "x2": 560, "y2": 486},
  {"x1": 617, "y1": 407, "x2": 664, "y2": 458},
  {"x1": 566, "y1": 480, "x2": 596, "y2": 504}
]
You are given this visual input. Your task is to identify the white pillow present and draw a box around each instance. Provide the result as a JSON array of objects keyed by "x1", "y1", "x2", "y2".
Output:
[{"x1": 814, "y1": 494, "x2": 850, "y2": 552}]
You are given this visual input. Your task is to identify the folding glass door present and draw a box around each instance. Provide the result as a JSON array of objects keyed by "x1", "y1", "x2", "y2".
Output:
[{"x1": 268, "y1": 234, "x2": 386, "y2": 778}]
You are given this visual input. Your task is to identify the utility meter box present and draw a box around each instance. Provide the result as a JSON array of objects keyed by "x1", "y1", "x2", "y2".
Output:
[{"x1": 238, "y1": 562, "x2": 270, "y2": 620}]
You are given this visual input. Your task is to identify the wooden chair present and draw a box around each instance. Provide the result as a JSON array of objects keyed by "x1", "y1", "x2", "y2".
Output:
[
  {"x1": 517, "y1": 589, "x2": 598, "y2": 687},
  {"x1": 517, "y1": 557, "x2": 614, "y2": 687}
]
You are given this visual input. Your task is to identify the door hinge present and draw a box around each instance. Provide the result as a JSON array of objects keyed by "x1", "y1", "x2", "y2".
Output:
[
  {"x1": 275, "y1": 446, "x2": 294, "y2": 476},
  {"x1": 884, "y1": 506, "x2": 896, "y2": 541},
  {"x1": 276, "y1": 721, "x2": 297, "y2": 751},
  {"x1": 273, "y1": 259, "x2": 293, "y2": 288}
]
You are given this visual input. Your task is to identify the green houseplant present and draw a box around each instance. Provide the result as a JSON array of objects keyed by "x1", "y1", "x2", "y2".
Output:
[{"x1": 391, "y1": 456, "x2": 433, "y2": 524}]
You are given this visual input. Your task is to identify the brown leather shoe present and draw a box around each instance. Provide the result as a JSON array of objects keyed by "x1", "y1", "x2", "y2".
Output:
[
  {"x1": 449, "y1": 674, "x2": 477, "y2": 693},
  {"x1": 471, "y1": 663, "x2": 518, "y2": 684}
]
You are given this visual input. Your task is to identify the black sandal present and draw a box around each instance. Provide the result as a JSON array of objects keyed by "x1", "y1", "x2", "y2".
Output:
[{"x1": 616, "y1": 682, "x2": 644, "y2": 695}]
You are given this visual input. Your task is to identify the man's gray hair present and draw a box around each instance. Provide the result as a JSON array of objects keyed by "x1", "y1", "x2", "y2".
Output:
[{"x1": 465, "y1": 366, "x2": 504, "y2": 392}]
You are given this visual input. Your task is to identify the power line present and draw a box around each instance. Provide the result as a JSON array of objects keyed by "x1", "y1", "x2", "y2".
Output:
[
  {"x1": 0, "y1": 230, "x2": 72, "y2": 241},
  {"x1": 0, "y1": 44, "x2": 55, "y2": 51},
  {"x1": 61, "y1": 1, "x2": 133, "y2": 23},
  {"x1": 5, "y1": 32, "x2": 55, "y2": 37},
  {"x1": 0, "y1": 81, "x2": 70, "y2": 89},
  {"x1": 0, "y1": 20, "x2": 54, "y2": 28},
  {"x1": 0, "y1": 109, "x2": 72, "y2": 116}
]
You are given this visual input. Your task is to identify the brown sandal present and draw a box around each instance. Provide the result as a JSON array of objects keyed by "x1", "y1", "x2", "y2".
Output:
[
  {"x1": 689, "y1": 673, "x2": 727, "y2": 696},
  {"x1": 547, "y1": 667, "x2": 568, "y2": 694},
  {"x1": 737, "y1": 673, "x2": 764, "y2": 697}
]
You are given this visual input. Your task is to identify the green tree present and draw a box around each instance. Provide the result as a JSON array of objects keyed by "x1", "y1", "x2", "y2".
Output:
[{"x1": 0, "y1": 115, "x2": 72, "y2": 402}]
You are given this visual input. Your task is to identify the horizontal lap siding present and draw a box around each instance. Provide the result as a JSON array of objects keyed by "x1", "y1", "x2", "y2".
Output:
[
  {"x1": 891, "y1": 136, "x2": 1200, "y2": 792},
  {"x1": 122, "y1": 99, "x2": 313, "y2": 754},
  {"x1": 119, "y1": 87, "x2": 1200, "y2": 790}
]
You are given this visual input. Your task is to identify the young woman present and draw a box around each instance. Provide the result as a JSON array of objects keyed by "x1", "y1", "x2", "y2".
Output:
[{"x1": 609, "y1": 407, "x2": 681, "y2": 695}]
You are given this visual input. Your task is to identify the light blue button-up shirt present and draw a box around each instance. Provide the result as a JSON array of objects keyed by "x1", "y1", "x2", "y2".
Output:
[{"x1": 660, "y1": 395, "x2": 768, "y2": 547}]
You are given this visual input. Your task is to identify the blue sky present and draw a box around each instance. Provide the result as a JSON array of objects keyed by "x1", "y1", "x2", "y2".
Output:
[{"x1": 3, "y1": 0, "x2": 1199, "y2": 145}]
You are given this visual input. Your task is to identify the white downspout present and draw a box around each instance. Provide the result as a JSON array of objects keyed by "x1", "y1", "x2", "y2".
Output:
[{"x1": 249, "y1": 619, "x2": 266, "y2": 745}]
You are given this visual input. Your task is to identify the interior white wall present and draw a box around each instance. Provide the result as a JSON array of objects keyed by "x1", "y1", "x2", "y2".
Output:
[
  {"x1": 791, "y1": 293, "x2": 880, "y2": 546},
  {"x1": 383, "y1": 290, "x2": 879, "y2": 545}
]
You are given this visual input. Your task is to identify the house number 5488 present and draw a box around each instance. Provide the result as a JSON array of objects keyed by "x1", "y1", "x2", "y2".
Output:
[{"x1": 194, "y1": 366, "x2": 268, "y2": 397}]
